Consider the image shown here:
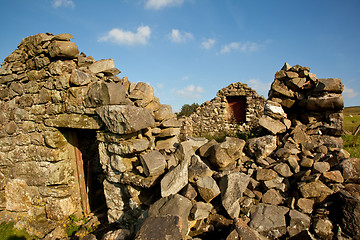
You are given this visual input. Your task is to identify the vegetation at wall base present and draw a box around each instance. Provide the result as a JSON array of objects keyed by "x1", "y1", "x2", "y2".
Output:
[{"x1": 0, "y1": 222, "x2": 35, "y2": 240}]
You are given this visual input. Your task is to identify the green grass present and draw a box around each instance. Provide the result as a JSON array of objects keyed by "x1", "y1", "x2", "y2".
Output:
[
  {"x1": 0, "y1": 222, "x2": 35, "y2": 240},
  {"x1": 342, "y1": 135, "x2": 360, "y2": 158},
  {"x1": 343, "y1": 106, "x2": 360, "y2": 116}
]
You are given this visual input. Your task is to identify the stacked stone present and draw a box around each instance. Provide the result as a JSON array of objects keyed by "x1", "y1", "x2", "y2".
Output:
[
  {"x1": 1, "y1": 34, "x2": 359, "y2": 240},
  {"x1": 182, "y1": 82, "x2": 265, "y2": 138},
  {"x1": 0, "y1": 33, "x2": 182, "y2": 237}
]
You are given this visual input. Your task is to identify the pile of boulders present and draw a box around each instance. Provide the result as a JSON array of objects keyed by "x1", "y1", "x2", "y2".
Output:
[{"x1": 125, "y1": 64, "x2": 359, "y2": 240}]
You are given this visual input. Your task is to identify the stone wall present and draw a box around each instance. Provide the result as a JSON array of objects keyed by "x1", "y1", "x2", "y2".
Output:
[
  {"x1": 1, "y1": 34, "x2": 359, "y2": 240},
  {"x1": 0, "y1": 33, "x2": 181, "y2": 237},
  {"x1": 182, "y1": 82, "x2": 265, "y2": 137}
]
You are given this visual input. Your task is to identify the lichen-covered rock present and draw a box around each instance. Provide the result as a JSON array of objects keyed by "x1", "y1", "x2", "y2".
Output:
[
  {"x1": 96, "y1": 105, "x2": 155, "y2": 134},
  {"x1": 209, "y1": 137, "x2": 245, "y2": 169}
]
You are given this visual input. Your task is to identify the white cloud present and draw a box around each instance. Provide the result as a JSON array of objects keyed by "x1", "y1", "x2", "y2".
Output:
[
  {"x1": 220, "y1": 41, "x2": 262, "y2": 54},
  {"x1": 99, "y1": 26, "x2": 151, "y2": 46},
  {"x1": 247, "y1": 78, "x2": 271, "y2": 97},
  {"x1": 52, "y1": 0, "x2": 75, "y2": 8},
  {"x1": 176, "y1": 84, "x2": 204, "y2": 99},
  {"x1": 343, "y1": 86, "x2": 358, "y2": 99},
  {"x1": 145, "y1": 0, "x2": 184, "y2": 10},
  {"x1": 182, "y1": 75, "x2": 189, "y2": 81},
  {"x1": 202, "y1": 38, "x2": 215, "y2": 49},
  {"x1": 169, "y1": 29, "x2": 194, "y2": 43}
]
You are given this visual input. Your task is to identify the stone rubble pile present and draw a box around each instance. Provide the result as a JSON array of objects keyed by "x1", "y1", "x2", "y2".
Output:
[{"x1": 0, "y1": 33, "x2": 359, "y2": 240}]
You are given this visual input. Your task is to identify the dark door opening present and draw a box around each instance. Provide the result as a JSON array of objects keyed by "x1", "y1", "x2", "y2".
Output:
[
  {"x1": 227, "y1": 96, "x2": 246, "y2": 123},
  {"x1": 61, "y1": 129, "x2": 107, "y2": 220}
]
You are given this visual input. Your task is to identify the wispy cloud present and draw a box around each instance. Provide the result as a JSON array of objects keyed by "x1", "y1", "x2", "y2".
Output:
[
  {"x1": 52, "y1": 0, "x2": 75, "y2": 8},
  {"x1": 145, "y1": 0, "x2": 184, "y2": 10},
  {"x1": 247, "y1": 78, "x2": 271, "y2": 97},
  {"x1": 176, "y1": 84, "x2": 204, "y2": 99},
  {"x1": 169, "y1": 29, "x2": 194, "y2": 43},
  {"x1": 99, "y1": 26, "x2": 151, "y2": 46},
  {"x1": 202, "y1": 38, "x2": 216, "y2": 49},
  {"x1": 219, "y1": 41, "x2": 262, "y2": 54},
  {"x1": 343, "y1": 86, "x2": 358, "y2": 99}
]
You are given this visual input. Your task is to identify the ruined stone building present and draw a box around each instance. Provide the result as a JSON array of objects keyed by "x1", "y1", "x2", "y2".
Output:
[
  {"x1": 0, "y1": 33, "x2": 182, "y2": 236},
  {"x1": 0, "y1": 33, "x2": 359, "y2": 240},
  {"x1": 182, "y1": 82, "x2": 266, "y2": 137}
]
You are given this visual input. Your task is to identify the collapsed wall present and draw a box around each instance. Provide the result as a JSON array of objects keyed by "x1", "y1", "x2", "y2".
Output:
[
  {"x1": 1, "y1": 33, "x2": 359, "y2": 240},
  {"x1": 182, "y1": 82, "x2": 265, "y2": 137}
]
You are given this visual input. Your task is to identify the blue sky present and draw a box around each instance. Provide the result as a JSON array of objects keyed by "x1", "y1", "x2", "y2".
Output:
[{"x1": 1, "y1": 0, "x2": 359, "y2": 110}]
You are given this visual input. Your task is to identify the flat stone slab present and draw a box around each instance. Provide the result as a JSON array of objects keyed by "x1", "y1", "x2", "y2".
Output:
[{"x1": 44, "y1": 114, "x2": 104, "y2": 129}]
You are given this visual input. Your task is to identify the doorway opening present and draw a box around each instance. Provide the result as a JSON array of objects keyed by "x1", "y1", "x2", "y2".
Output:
[
  {"x1": 227, "y1": 96, "x2": 247, "y2": 123},
  {"x1": 61, "y1": 129, "x2": 107, "y2": 220}
]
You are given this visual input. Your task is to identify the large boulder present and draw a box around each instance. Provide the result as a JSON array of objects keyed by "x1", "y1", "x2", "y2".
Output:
[
  {"x1": 220, "y1": 172, "x2": 251, "y2": 218},
  {"x1": 209, "y1": 137, "x2": 245, "y2": 169},
  {"x1": 245, "y1": 135, "x2": 277, "y2": 160},
  {"x1": 160, "y1": 159, "x2": 189, "y2": 197},
  {"x1": 48, "y1": 40, "x2": 79, "y2": 59},
  {"x1": 86, "y1": 81, "x2": 127, "y2": 107},
  {"x1": 249, "y1": 204, "x2": 289, "y2": 239},
  {"x1": 96, "y1": 105, "x2": 155, "y2": 134}
]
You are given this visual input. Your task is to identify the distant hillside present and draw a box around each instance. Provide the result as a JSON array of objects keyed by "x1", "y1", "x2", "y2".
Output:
[{"x1": 343, "y1": 106, "x2": 360, "y2": 116}]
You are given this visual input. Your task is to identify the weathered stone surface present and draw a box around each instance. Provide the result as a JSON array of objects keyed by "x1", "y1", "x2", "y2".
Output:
[
  {"x1": 314, "y1": 78, "x2": 344, "y2": 93},
  {"x1": 110, "y1": 155, "x2": 134, "y2": 173},
  {"x1": 191, "y1": 201, "x2": 213, "y2": 220},
  {"x1": 140, "y1": 151, "x2": 166, "y2": 177},
  {"x1": 88, "y1": 59, "x2": 115, "y2": 74},
  {"x1": 148, "y1": 194, "x2": 192, "y2": 237},
  {"x1": 233, "y1": 218, "x2": 260, "y2": 240},
  {"x1": 312, "y1": 161, "x2": 330, "y2": 173},
  {"x1": 196, "y1": 176, "x2": 220, "y2": 203},
  {"x1": 5, "y1": 179, "x2": 32, "y2": 212},
  {"x1": 246, "y1": 135, "x2": 277, "y2": 160},
  {"x1": 70, "y1": 69, "x2": 94, "y2": 86},
  {"x1": 262, "y1": 189, "x2": 283, "y2": 205},
  {"x1": 259, "y1": 115, "x2": 287, "y2": 134},
  {"x1": 322, "y1": 170, "x2": 344, "y2": 183},
  {"x1": 96, "y1": 105, "x2": 155, "y2": 134},
  {"x1": 256, "y1": 168, "x2": 278, "y2": 181},
  {"x1": 103, "y1": 180, "x2": 126, "y2": 223},
  {"x1": 107, "y1": 139, "x2": 149, "y2": 155},
  {"x1": 154, "y1": 104, "x2": 173, "y2": 121},
  {"x1": 155, "y1": 136, "x2": 178, "y2": 151},
  {"x1": 188, "y1": 155, "x2": 213, "y2": 183},
  {"x1": 160, "y1": 159, "x2": 189, "y2": 197},
  {"x1": 49, "y1": 40, "x2": 79, "y2": 59},
  {"x1": 306, "y1": 93, "x2": 344, "y2": 111},
  {"x1": 313, "y1": 218, "x2": 333, "y2": 240},
  {"x1": 44, "y1": 114, "x2": 104, "y2": 129},
  {"x1": 129, "y1": 82, "x2": 155, "y2": 108},
  {"x1": 339, "y1": 158, "x2": 360, "y2": 183},
  {"x1": 158, "y1": 127, "x2": 180, "y2": 138},
  {"x1": 249, "y1": 204, "x2": 289, "y2": 239},
  {"x1": 332, "y1": 191, "x2": 360, "y2": 239},
  {"x1": 102, "y1": 229, "x2": 131, "y2": 240},
  {"x1": 135, "y1": 216, "x2": 183, "y2": 240},
  {"x1": 86, "y1": 81, "x2": 127, "y2": 107},
  {"x1": 274, "y1": 162, "x2": 293, "y2": 177},
  {"x1": 220, "y1": 172, "x2": 250, "y2": 218},
  {"x1": 296, "y1": 198, "x2": 314, "y2": 214},
  {"x1": 299, "y1": 181, "x2": 333, "y2": 199},
  {"x1": 161, "y1": 118, "x2": 182, "y2": 128},
  {"x1": 264, "y1": 100, "x2": 287, "y2": 119},
  {"x1": 45, "y1": 197, "x2": 76, "y2": 221},
  {"x1": 198, "y1": 139, "x2": 218, "y2": 158},
  {"x1": 287, "y1": 209, "x2": 311, "y2": 237},
  {"x1": 209, "y1": 137, "x2": 245, "y2": 169}
]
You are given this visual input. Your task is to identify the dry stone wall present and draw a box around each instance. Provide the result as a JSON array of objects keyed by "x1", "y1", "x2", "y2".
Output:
[
  {"x1": 182, "y1": 82, "x2": 265, "y2": 137},
  {"x1": 1, "y1": 33, "x2": 359, "y2": 240},
  {"x1": 0, "y1": 33, "x2": 181, "y2": 237}
]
